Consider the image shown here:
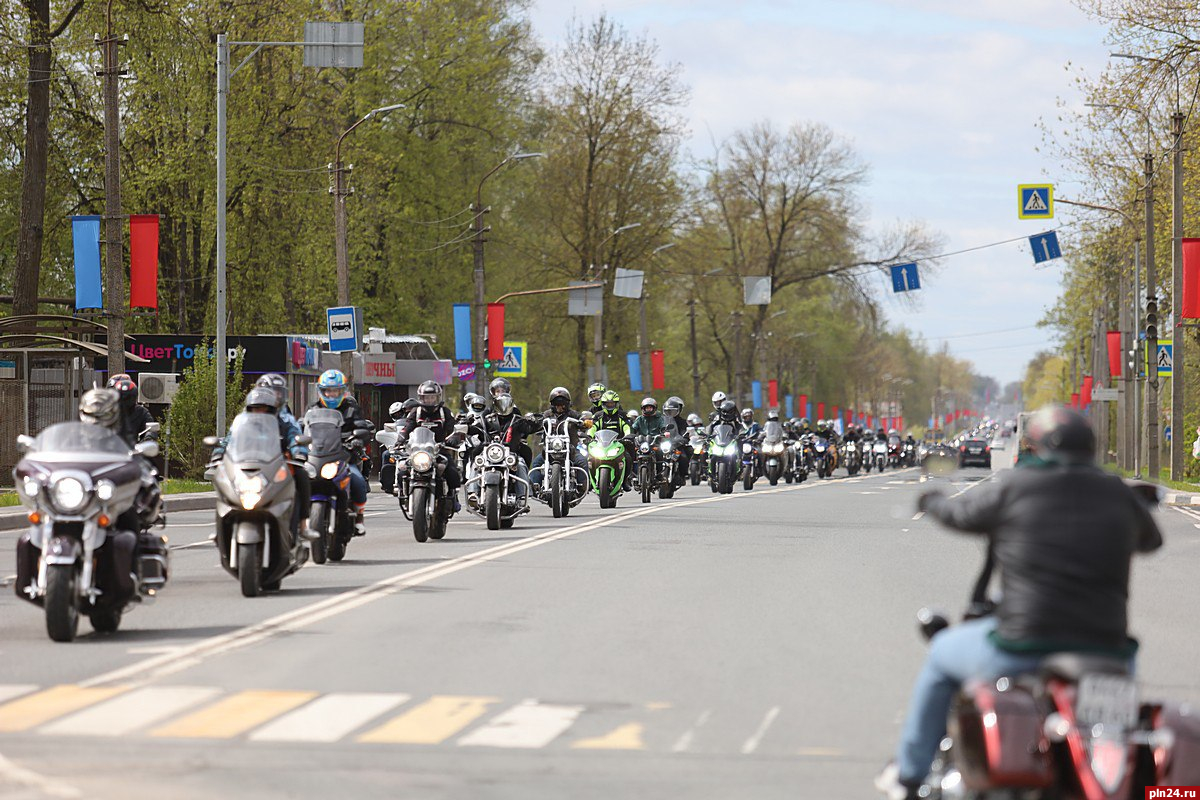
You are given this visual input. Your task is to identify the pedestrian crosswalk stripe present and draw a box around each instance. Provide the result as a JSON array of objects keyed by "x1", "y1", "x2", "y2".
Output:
[
  {"x1": 0, "y1": 685, "x2": 126, "y2": 733},
  {"x1": 40, "y1": 686, "x2": 220, "y2": 737},
  {"x1": 250, "y1": 693, "x2": 410, "y2": 743},
  {"x1": 570, "y1": 722, "x2": 645, "y2": 750},
  {"x1": 150, "y1": 690, "x2": 317, "y2": 739},
  {"x1": 458, "y1": 700, "x2": 584, "y2": 749},
  {"x1": 0, "y1": 686, "x2": 37, "y2": 705},
  {"x1": 357, "y1": 695, "x2": 498, "y2": 745}
]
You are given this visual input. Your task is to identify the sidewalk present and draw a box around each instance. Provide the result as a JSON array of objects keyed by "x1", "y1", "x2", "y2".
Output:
[{"x1": 0, "y1": 491, "x2": 215, "y2": 532}]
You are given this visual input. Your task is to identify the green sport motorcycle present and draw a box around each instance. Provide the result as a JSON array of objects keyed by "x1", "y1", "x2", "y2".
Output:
[{"x1": 587, "y1": 429, "x2": 629, "y2": 508}]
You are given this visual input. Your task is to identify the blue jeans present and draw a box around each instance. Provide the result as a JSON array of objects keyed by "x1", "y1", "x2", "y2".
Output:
[
  {"x1": 529, "y1": 452, "x2": 588, "y2": 488},
  {"x1": 895, "y1": 617, "x2": 1044, "y2": 784},
  {"x1": 347, "y1": 464, "x2": 368, "y2": 507}
]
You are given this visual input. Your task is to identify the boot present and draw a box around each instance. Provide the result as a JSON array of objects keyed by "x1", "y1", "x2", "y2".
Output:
[
  {"x1": 353, "y1": 510, "x2": 366, "y2": 537},
  {"x1": 299, "y1": 518, "x2": 319, "y2": 541}
]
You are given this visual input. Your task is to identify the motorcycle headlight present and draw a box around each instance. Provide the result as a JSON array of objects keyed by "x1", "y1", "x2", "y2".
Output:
[
  {"x1": 742, "y1": 443, "x2": 752, "y2": 454},
  {"x1": 22, "y1": 476, "x2": 41, "y2": 498},
  {"x1": 486, "y1": 444, "x2": 507, "y2": 462},
  {"x1": 52, "y1": 477, "x2": 87, "y2": 511},
  {"x1": 95, "y1": 479, "x2": 115, "y2": 501},
  {"x1": 639, "y1": 443, "x2": 650, "y2": 452},
  {"x1": 659, "y1": 441, "x2": 672, "y2": 453},
  {"x1": 412, "y1": 451, "x2": 434, "y2": 472},
  {"x1": 320, "y1": 462, "x2": 339, "y2": 480},
  {"x1": 237, "y1": 473, "x2": 265, "y2": 494},
  {"x1": 549, "y1": 438, "x2": 567, "y2": 452},
  {"x1": 240, "y1": 490, "x2": 262, "y2": 510}
]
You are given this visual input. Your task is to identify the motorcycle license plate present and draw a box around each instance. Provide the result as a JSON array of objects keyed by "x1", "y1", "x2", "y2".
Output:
[{"x1": 1075, "y1": 673, "x2": 1137, "y2": 730}]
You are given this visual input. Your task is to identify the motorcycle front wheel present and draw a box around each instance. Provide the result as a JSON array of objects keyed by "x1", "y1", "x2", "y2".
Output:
[
  {"x1": 743, "y1": 466, "x2": 754, "y2": 491},
  {"x1": 238, "y1": 542, "x2": 262, "y2": 598},
  {"x1": 597, "y1": 467, "x2": 614, "y2": 508},
  {"x1": 329, "y1": 509, "x2": 349, "y2": 562},
  {"x1": 412, "y1": 487, "x2": 431, "y2": 543},
  {"x1": 550, "y1": 463, "x2": 564, "y2": 518},
  {"x1": 44, "y1": 563, "x2": 80, "y2": 642},
  {"x1": 485, "y1": 484, "x2": 501, "y2": 530},
  {"x1": 309, "y1": 503, "x2": 328, "y2": 564},
  {"x1": 640, "y1": 465, "x2": 652, "y2": 504}
]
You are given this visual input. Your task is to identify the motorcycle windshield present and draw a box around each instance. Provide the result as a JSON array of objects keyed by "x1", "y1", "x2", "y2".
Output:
[
  {"x1": 303, "y1": 409, "x2": 344, "y2": 458},
  {"x1": 408, "y1": 426, "x2": 438, "y2": 453},
  {"x1": 763, "y1": 422, "x2": 784, "y2": 443},
  {"x1": 592, "y1": 429, "x2": 619, "y2": 448},
  {"x1": 712, "y1": 424, "x2": 736, "y2": 446},
  {"x1": 29, "y1": 422, "x2": 130, "y2": 462},
  {"x1": 226, "y1": 413, "x2": 282, "y2": 464}
]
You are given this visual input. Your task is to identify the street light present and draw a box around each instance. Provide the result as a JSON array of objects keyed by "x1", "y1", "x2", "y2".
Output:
[
  {"x1": 472, "y1": 151, "x2": 545, "y2": 393},
  {"x1": 590, "y1": 222, "x2": 641, "y2": 384},
  {"x1": 332, "y1": 103, "x2": 405, "y2": 375}
]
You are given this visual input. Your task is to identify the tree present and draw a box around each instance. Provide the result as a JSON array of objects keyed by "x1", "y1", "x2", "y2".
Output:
[{"x1": 165, "y1": 342, "x2": 244, "y2": 478}]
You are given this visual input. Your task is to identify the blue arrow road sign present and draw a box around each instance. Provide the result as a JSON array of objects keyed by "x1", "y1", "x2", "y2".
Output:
[
  {"x1": 326, "y1": 306, "x2": 361, "y2": 352},
  {"x1": 890, "y1": 262, "x2": 920, "y2": 293},
  {"x1": 1029, "y1": 231, "x2": 1062, "y2": 264}
]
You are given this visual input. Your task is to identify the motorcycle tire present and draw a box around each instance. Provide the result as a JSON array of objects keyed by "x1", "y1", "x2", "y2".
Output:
[
  {"x1": 429, "y1": 504, "x2": 448, "y2": 540},
  {"x1": 640, "y1": 465, "x2": 652, "y2": 504},
  {"x1": 44, "y1": 564, "x2": 80, "y2": 642},
  {"x1": 659, "y1": 478, "x2": 674, "y2": 500},
  {"x1": 597, "y1": 469, "x2": 613, "y2": 508},
  {"x1": 784, "y1": 472, "x2": 793, "y2": 484},
  {"x1": 309, "y1": 504, "x2": 327, "y2": 565},
  {"x1": 329, "y1": 513, "x2": 348, "y2": 562},
  {"x1": 689, "y1": 462, "x2": 700, "y2": 486},
  {"x1": 89, "y1": 606, "x2": 122, "y2": 634},
  {"x1": 500, "y1": 517, "x2": 515, "y2": 529},
  {"x1": 717, "y1": 461, "x2": 732, "y2": 494},
  {"x1": 412, "y1": 487, "x2": 431, "y2": 543},
  {"x1": 238, "y1": 542, "x2": 262, "y2": 598},
  {"x1": 550, "y1": 464, "x2": 564, "y2": 519},
  {"x1": 769, "y1": 475, "x2": 779, "y2": 486},
  {"x1": 743, "y1": 468, "x2": 754, "y2": 491},
  {"x1": 485, "y1": 485, "x2": 501, "y2": 530}
]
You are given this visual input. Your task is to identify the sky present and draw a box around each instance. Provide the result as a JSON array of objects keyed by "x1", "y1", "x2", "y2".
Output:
[{"x1": 525, "y1": 0, "x2": 1115, "y2": 388}]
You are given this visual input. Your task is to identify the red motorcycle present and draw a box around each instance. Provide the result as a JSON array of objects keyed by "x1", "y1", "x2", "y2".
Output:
[{"x1": 916, "y1": 485, "x2": 1200, "y2": 798}]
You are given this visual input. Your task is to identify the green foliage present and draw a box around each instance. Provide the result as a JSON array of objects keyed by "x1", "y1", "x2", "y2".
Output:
[{"x1": 164, "y1": 342, "x2": 244, "y2": 479}]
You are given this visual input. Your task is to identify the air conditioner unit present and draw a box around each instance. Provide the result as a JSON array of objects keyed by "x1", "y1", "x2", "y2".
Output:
[{"x1": 138, "y1": 372, "x2": 180, "y2": 404}]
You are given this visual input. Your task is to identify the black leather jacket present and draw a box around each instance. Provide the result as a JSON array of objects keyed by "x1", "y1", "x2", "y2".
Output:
[{"x1": 922, "y1": 463, "x2": 1162, "y2": 653}]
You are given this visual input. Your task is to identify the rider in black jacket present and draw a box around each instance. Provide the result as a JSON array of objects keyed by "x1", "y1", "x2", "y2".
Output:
[
  {"x1": 106, "y1": 374, "x2": 156, "y2": 449},
  {"x1": 397, "y1": 380, "x2": 464, "y2": 512}
]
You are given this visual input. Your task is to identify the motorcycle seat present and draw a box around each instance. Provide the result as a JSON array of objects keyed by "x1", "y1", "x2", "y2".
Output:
[{"x1": 1039, "y1": 652, "x2": 1130, "y2": 682}]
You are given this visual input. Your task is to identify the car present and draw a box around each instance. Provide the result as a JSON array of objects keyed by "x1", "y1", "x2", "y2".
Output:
[{"x1": 959, "y1": 438, "x2": 992, "y2": 468}]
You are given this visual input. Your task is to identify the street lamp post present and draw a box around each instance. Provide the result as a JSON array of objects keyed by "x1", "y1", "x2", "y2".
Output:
[
  {"x1": 471, "y1": 152, "x2": 544, "y2": 394},
  {"x1": 333, "y1": 103, "x2": 404, "y2": 376},
  {"x1": 591, "y1": 222, "x2": 641, "y2": 385},
  {"x1": 637, "y1": 242, "x2": 676, "y2": 392}
]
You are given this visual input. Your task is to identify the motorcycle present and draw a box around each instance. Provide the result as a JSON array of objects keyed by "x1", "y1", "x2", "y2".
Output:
[
  {"x1": 872, "y1": 438, "x2": 889, "y2": 472},
  {"x1": 207, "y1": 412, "x2": 307, "y2": 598},
  {"x1": 842, "y1": 439, "x2": 862, "y2": 476},
  {"x1": 587, "y1": 428, "x2": 629, "y2": 508},
  {"x1": 902, "y1": 440, "x2": 918, "y2": 467},
  {"x1": 707, "y1": 423, "x2": 740, "y2": 495},
  {"x1": 378, "y1": 425, "x2": 461, "y2": 543},
  {"x1": 789, "y1": 435, "x2": 812, "y2": 483},
  {"x1": 13, "y1": 422, "x2": 167, "y2": 641},
  {"x1": 654, "y1": 432, "x2": 686, "y2": 499},
  {"x1": 535, "y1": 416, "x2": 587, "y2": 518},
  {"x1": 469, "y1": 438, "x2": 529, "y2": 530},
  {"x1": 303, "y1": 408, "x2": 366, "y2": 564},
  {"x1": 760, "y1": 422, "x2": 788, "y2": 486},
  {"x1": 811, "y1": 435, "x2": 833, "y2": 479},
  {"x1": 888, "y1": 436, "x2": 904, "y2": 467},
  {"x1": 633, "y1": 435, "x2": 661, "y2": 504},
  {"x1": 688, "y1": 429, "x2": 708, "y2": 486},
  {"x1": 914, "y1": 515, "x2": 1200, "y2": 797},
  {"x1": 740, "y1": 435, "x2": 760, "y2": 491}
]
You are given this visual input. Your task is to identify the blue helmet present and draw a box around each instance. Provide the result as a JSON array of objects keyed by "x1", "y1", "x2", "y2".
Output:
[{"x1": 317, "y1": 369, "x2": 347, "y2": 409}]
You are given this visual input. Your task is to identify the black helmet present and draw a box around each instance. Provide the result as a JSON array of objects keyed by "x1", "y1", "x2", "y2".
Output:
[
  {"x1": 255, "y1": 373, "x2": 288, "y2": 407},
  {"x1": 244, "y1": 386, "x2": 280, "y2": 413},
  {"x1": 664, "y1": 396, "x2": 683, "y2": 418},
  {"x1": 489, "y1": 377, "x2": 511, "y2": 398},
  {"x1": 549, "y1": 386, "x2": 571, "y2": 411},
  {"x1": 418, "y1": 380, "x2": 443, "y2": 409},
  {"x1": 106, "y1": 374, "x2": 137, "y2": 411},
  {"x1": 494, "y1": 393, "x2": 515, "y2": 415},
  {"x1": 719, "y1": 400, "x2": 738, "y2": 421},
  {"x1": 80, "y1": 388, "x2": 121, "y2": 428},
  {"x1": 1027, "y1": 405, "x2": 1095, "y2": 463}
]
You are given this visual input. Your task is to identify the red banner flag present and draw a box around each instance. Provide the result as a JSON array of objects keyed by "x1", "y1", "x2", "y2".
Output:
[
  {"x1": 1070, "y1": 392, "x2": 1080, "y2": 409},
  {"x1": 898, "y1": 416, "x2": 904, "y2": 430},
  {"x1": 1106, "y1": 331, "x2": 1123, "y2": 378},
  {"x1": 1081, "y1": 375, "x2": 1093, "y2": 407},
  {"x1": 486, "y1": 303, "x2": 505, "y2": 361},
  {"x1": 1184, "y1": 238, "x2": 1200, "y2": 319},
  {"x1": 650, "y1": 350, "x2": 666, "y2": 391},
  {"x1": 817, "y1": 402, "x2": 825, "y2": 420},
  {"x1": 767, "y1": 379, "x2": 778, "y2": 408},
  {"x1": 944, "y1": 414, "x2": 952, "y2": 427},
  {"x1": 845, "y1": 408, "x2": 853, "y2": 428},
  {"x1": 128, "y1": 214, "x2": 159, "y2": 309},
  {"x1": 799, "y1": 394, "x2": 808, "y2": 417}
]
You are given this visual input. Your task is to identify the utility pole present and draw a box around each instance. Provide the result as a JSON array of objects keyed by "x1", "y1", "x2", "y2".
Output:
[
  {"x1": 1144, "y1": 150, "x2": 1160, "y2": 478},
  {"x1": 731, "y1": 311, "x2": 743, "y2": 406},
  {"x1": 98, "y1": 4, "x2": 126, "y2": 376},
  {"x1": 688, "y1": 297, "x2": 701, "y2": 411},
  {"x1": 472, "y1": 198, "x2": 489, "y2": 394},
  {"x1": 638, "y1": 289, "x2": 650, "y2": 392},
  {"x1": 333, "y1": 159, "x2": 353, "y2": 377},
  {"x1": 1171, "y1": 110, "x2": 1186, "y2": 480}
]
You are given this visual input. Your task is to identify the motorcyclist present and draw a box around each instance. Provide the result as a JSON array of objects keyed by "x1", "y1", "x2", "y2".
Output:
[
  {"x1": 739, "y1": 408, "x2": 762, "y2": 439},
  {"x1": 105, "y1": 374, "x2": 157, "y2": 449},
  {"x1": 254, "y1": 373, "x2": 314, "y2": 540},
  {"x1": 587, "y1": 382, "x2": 607, "y2": 415},
  {"x1": 708, "y1": 391, "x2": 728, "y2": 425},
  {"x1": 797, "y1": 417, "x2": 813, "y2": 436},
  {"x1": 308, "y1": 369, "x2": 371, "y2": 534},
  {"x1": 876, "y1": 406, "x2": 1163, "y2": 799},
  {"x1": 631, "y1": 397, "x2": 669, "y2": 438},
  {"x1": 842, "y1": 423, "x2": 862, "y2": 443},
  {"x1": 662, "y1": 396, "x2": 693, "y2": 478},
  {"x1": 528, "y1": 387, "x2": 587, "y2": 495},
  {"x1": 396, "y1": 380, "x2": 465, "y2": 513},
  {"x1": 594, "y1": 390, "x2": 634, "y2": 491},
  {"x1": 476, "y1": 393, "x2": 535, "y2": 504},
  {"x1": 461, "y1": 392, "x2": 488, "y2": 420},
  {"x1": 488, "y1": 377, "x2": 521, "y2": 415}
]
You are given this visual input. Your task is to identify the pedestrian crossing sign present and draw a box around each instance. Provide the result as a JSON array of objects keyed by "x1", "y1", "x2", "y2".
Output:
[
  {"x1": 494, "y1": 341, "x2": 527, "y2": 378},
  {"x1": 1157, "y1": 340, "x2": 1172, "y2": 377},
  {"x1": 1018, "y1": 184, "x2": 1054, "y2": 220}
]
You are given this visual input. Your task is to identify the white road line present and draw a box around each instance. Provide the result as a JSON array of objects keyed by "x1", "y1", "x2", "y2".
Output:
[
  {"x1": 0, "y1": 686, "x2": 38, "y2": 704},
  {"x1": 170, "y1": 541, "x2": 213, "y2": 551},
  {"x1": 39, "y1": 686, "x2": 220, "y2": 737},
  {"x1": 911, "y1": 512, "x2": 925, "y2": 521},
  {"x1": 250, "y1": 692, "x2": 409, "y2": 743},
  {"x1": 671, "y1": 708, "x2": 712, "y2": 753},
  {"x1": 0, "y1": 752, "x2": 83, "y2": 799},
  {"x1": 741, "y1": 706, "x2": 780, "y2": 754},
  {"x1": 457, "y1": 700, "x2": 584, "y2": 749}
]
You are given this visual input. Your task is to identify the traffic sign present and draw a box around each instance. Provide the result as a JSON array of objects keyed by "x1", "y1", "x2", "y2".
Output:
[
  {"x1": 1091, "y1": 387, "x2": 1119, "y2": 402},
  {"x1": 1018, "y1": 184, "x2": 1054, "y2": 219},
  {"x1": 494, "y1": 341, "x2": 527, "y2": 378},
  {"x1": 890, "y1": 262, "x2": 920, "y2": 293},
  {"x1": 326, "y1": 306, "x2": 361, "y2": 352},
  {"x1": 1029, "y1": 231, "x2": 1062, "y2": 263},
  {"x1": 1157, "y1": 340, "x2": 1173, "y2": 376},
  {"x1": 457, "y1": 363, "x2": 476, "y2": 382}
]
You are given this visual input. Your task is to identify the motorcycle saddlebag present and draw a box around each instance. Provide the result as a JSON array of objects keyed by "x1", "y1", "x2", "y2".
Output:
[
  {"x1": 15, "y1": 532, "x2": 39, "y2": 603},
  {"x1": 1159, "y1": 703, "x2": 1200, "y2": 783},
  {"x1": 96, "y1": 530, "x2": 137, "y2": 599},
  {"x1": 952, "y1": 680, "x2": 1053, "y2": 790}
]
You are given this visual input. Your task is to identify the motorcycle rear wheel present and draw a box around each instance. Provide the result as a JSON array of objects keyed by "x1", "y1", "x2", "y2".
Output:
[
  {"x1": 44, "y1": 563, "x2": 80, "y2": 642},
  {"x1": 89, "y1": 606, "x2": 122, "y2": 634},
  {"x1": 238, "y1": 542, "x2": 262, "y2": 598}
]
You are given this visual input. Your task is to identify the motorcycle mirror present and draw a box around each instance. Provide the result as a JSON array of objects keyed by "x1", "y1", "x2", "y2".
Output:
[
  {"x1": 916, "y1": 607, "x2": 950, "y2": 642},
  {"x1": 354, "y1": 429, "x2": 371, "y2": 441},
  {"x1": 135, "y1": 440, "x2": 160, "y2": 459},
  {"x1": 16, "y1": 434, "x2": 35, "y2": 453},
  {"x1": 142, "y1": 422, "x2": 161, "y2": 436},
  {"x1": 295, "y1": 434, "x2": 312, "y2": 446},
  {"x1": 375, "y1": 430, "x2": 398, "y2": 448},
  {"x1": 202, "y1": 435, "x2": 220, "y2": 449},
  {"x1": 203, "y1": 467, "x2": 216, "y2": 481}
]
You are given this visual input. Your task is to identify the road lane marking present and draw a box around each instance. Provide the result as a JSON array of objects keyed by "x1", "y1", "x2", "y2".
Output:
[
  {"x1": 0, "y1": 686, "x2": 37, "y2": 705},
  {"x1": 357, "y1": 695, "x2": 498, "y2": 744},
  {"x1": 0, "y1": 752, "x2": 83, "y2": 799},
  {"x1": 911, "y1": 512, "x2": 925, "y2": 521},
  {"x1": 40, "y1": 686, "x2": 220, "y2": 737},
  {"x1": 250, "y1": 693, "x2": 410, "y2": 743},
  {"x1": 458, "y1": 700, "x2": 584, "y2": 749},
  {"x1": 671, "y1": 708, "x2": 712, "y2": 753},
  {"x1": 572, "y1": 722, "x2": 646, "y2": 750},
  {"x1": 0, "y1": 686, "x2": 126, "y2": 733},
  {"x1": 741, "y1": 706, "x2": 780, "y2": 754},
  {"x1": 150, "y1": 690, "x2": 316, "y2": 739}
]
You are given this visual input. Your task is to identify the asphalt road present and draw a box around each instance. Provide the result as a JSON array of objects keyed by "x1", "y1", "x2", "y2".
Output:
[{"x1": 1, "y1": 459, "x2": 1197, "y2": 800}]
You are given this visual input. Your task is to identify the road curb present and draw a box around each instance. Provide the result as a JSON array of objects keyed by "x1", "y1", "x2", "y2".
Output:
[
  {"x1": 0, "y1": 491, "x2": 216, "y2": 531},
  {"x1": 1163, "y1": 491, "x2": 1200, "y2": 507}
]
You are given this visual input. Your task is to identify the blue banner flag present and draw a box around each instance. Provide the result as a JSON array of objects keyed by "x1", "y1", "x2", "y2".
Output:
[
  {"x1": 751, "y1": 380, "x2": 762, "y2": 409},
  {"x1": 72, "y1": 215, "x2": 103, "y2": 310},
  {"x1": 805, "y1": 401, "x2": 812, "y2": 420},
  {"x1": 785, "y1": 394, "x2": 794, "y2": 418},
  {"x1": 626, "y1": 352, "x2": 643, "y2": 393},
  {"x1": 452, "y1": 303, "x2": 472, "y2": 362}
]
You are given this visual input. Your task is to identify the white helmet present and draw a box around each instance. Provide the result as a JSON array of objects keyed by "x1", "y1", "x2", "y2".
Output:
[{"x1": 711, "y1": 391, "x2": 727, "y2": 409}]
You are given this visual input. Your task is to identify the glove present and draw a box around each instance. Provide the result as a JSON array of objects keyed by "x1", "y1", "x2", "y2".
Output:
[{"x1": 917, "y1": 490, "x2": 943, "y2": 513}]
